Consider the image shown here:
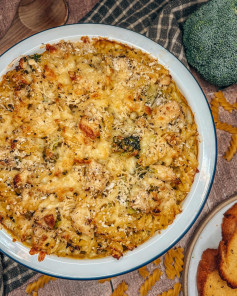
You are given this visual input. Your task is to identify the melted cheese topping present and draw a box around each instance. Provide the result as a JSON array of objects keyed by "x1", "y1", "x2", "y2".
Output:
[{"x1": 0, "y1": 39, "x2": 198, "y2": 260}]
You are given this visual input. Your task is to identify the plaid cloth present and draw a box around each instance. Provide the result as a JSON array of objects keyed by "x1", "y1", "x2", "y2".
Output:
[
  {"x1": 80, "y1": 0, "x2": 209, "y2": 66},
  {"x1": 0, "y1": 0, "x2": 209, "y2": 295}
]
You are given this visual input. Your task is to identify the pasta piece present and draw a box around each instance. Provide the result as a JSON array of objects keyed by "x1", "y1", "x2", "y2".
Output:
[
  {"x1": 25, "y1": 275, "x2": 56, "y2": 294},
  {"x1": 173, "y1": 248, "x2": 184, "y2": 278},
  {"x1": 153, "y1": 257, "x2": 161, "y2": 266},
  {"x1": 139, "y1": 266, "x2": 149, "y2": 279},
  {"x1": 164, "y1": 248, "x2": 184, "y2": 279},
  {"x1": 214, "y1": 91, "x2": 235, "y2": 113},
  {"x1": 210, "y1": 91, "x2": 237, "y2": 133},
  {"x1": 32, "y1": 292, "x2": 38, "y2": 296},
  {"x1": 139, "y1": 268, "x2": 162, "y2": 296},
  {"x1": 157, "y1": 282, "x2": 182, "y2": 296},
  {"x1": 215, "y1": 121, "x2": 237, "y2": 134},
  {"x1": 224, "y1": 134, "x2": 237, "y2": 161},
  {"x1": 111, "y1": 281, "x2": 128, "y2": 296},
  {"x1": 210, "y1": 97, "x2": 219, "y2": 122},
  {"x1": 164, "y1": 250, "x2": 176, "y2": 280},
  {"x1": 98, "y1": 278, "x2": 112, "y2": 283},
  {"x1": 210, "y1": 91, "x2": 237, "y2": 161}
]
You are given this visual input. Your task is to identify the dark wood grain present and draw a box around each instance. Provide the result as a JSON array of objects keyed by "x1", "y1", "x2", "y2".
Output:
[{"x1": 0, "y1": 0, "x2": 68, "y2": 55}]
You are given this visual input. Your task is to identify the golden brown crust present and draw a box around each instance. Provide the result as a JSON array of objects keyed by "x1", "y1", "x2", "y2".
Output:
[
  {"x1": 197, "y1": 248, "x2": 218, "y2": 296},
  {"x1": 221, "y1": 203, "x2": 237, "y2": 242},
  {"x1": 217, "y1": 203, "x2": 237, "y2": 288},
  {"x1": 197, "y1": 248, "x2": 237, "y2": 296},
  {"x1": 197, "y1": 204, "x2": 237, "y2": 295},
  {"x1": 218, "y1": 231, "x2": 237, "y2": 289},
  {"x1": 0, "y1": 39, "x2": 199, "y2": 261}
]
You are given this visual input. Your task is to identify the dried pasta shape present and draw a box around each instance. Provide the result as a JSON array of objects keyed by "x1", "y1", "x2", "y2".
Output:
[
  {"x1": 214, "y1": 91, "x2": 235, "y2": 113},
  {"x1": 210, "y1": 91, "x2": 237, "y2": 161},
  {"x1": 173, "y1": 248, "x2": 184, "y2": 278},
  {"x1": 139, "y1": 268, "x2": 162, "y2": 296},
  {"x1": 139, "y1": 266, "x2": 149, "y2": 279},
  {"x1": 111, "y1": 281, "x2": 128, "y2": 296},
  {"x1": 157, "y1": 282, "x2": 182, "y2": 296},
  {"x1": 224, "y1": 134, "x2": 237, "y2": 161},
  {"x1": 164, "y1": 250, "x2": 176, "y2": 280},
  {"x1": 215, "y1": 121, "x2": 237, "y2": 134},
  {"x1": 98, "y1": 278, "x2": 112, "y2": 283},
  {"x1": 164, "y1": 248, "x2": 184, "y2": 279},
  {"x1": 25, "y1": 275, "x2": 56, "y2": 294},
  {"x1": 210, "y1": 97, "x2": 219, "y2": 122},
  {"x1": 153, "y1": 257, "x2": 161, "y2": 266}
]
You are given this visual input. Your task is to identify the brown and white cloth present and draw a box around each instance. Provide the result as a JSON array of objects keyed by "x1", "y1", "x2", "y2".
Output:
[
  {"x1": 80, "y1": 0, "x2": 209, "y2": 65},
  {"x1": 0, "y1": 0, "x2": 209, "y2": 295}
]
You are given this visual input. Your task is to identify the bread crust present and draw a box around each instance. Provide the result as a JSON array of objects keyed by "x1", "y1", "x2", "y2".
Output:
[
  {"x1": 218, "y1": 203, "x2": 237, "y2": 289},
  {"x1": 221, "y1": 203, "x2": 237, "y2": 242},
  {"x1": 197, "y1": 248, "x2": 237, "y2": 296},
  {"x1": 218, "y1": 231, "x2": 237, "y2": 289},
  {"x1": 197, "y1": 248, "x2": 218, "y2": 296}
]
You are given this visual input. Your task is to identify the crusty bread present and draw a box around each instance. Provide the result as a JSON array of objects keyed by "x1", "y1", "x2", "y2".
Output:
[
  {"x1": 221, "y1": 203, "x2": 237, "y2": 242},
  {"x1": 197, "y1": 248, "x2": 237, "y2": 296},
  {"x1": 218, "y1": 203, "x2": 237, "y2": 289}
]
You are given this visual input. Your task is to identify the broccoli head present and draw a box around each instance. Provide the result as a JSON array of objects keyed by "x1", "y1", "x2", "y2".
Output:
[
  {"x1": 112, "y1": 135, "x2": 140, "y2": 156},
  {"x1": 183, "y1": 0, "x2": 237, "y2": 87}
]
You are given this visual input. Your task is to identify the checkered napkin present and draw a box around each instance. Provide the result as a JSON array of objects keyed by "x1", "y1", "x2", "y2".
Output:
[
  {"x1": 80, "y1": 0, "x2": 209, "y2": 66},
  {"x1": 0, "y1": 0, "x2": 208, "y2": 295}
]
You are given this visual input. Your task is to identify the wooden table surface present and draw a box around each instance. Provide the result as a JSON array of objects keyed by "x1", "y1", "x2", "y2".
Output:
[{"x1": 0, "y1": 1, "x2": 236, "y2": 295}]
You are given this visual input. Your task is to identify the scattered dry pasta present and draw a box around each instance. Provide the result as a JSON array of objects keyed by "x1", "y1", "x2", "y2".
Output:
[
  {"x1": 224, "y1": 134, "x2": 237, "y2": 161},
  {"x1": 164, "y1": 248, "x2": 184, "y2": 279},
  {"x1": 98, "y1": 278, "x2": 112, "y2": 283},
  {"x1": 164, "y1": 249, "x2": 176, "y2": 280},
  {"x1": 173, "y1": 248, "x2": 184, "y2": 278},
  {"x1": 215, "y1": 121, "x2": 237, "y2": 134},
  {"x1": 157, "y1": 282, "x2": 182, "y2": 296},
  {"x1": 140, "y1": 268, "x2": 162, "y2": 296},
  {"x1": 25, "y1": 275, "x2": 56, "y2": 294},
  {"x1": 153, "y1": 258, "x2": 161, "y2": 266},
  {"x1": 139, "y1": 266, "x2": 150, "y2": 279},
  {"x1": 214, "y1": 91, "x2": 235, "y2": 113},
  {"x1": 111, "y1": 281, "x2": 128, "y2": 296},
  {"x1": 210, "y1": 97, "x2": 219, "y2": 122},
  {"x1": 210, "y1": 91, "x2": 237, "y2": 161}
]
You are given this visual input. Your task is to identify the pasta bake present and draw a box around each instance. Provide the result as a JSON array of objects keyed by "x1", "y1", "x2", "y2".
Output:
[{"x1": 0, "y1": 38, "x2": 198, "y2": 261}]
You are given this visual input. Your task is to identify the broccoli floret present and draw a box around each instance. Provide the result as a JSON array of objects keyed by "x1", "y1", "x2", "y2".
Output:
[
  {"x1": 183, "y1": 0, "x2": 237, "y2": 87},
  {"x1": 112, "y1": 136, "x2": 140, "y2": 156},
  {"x1": 32, "y1": 54, "x2": 41, "y2": 63}
]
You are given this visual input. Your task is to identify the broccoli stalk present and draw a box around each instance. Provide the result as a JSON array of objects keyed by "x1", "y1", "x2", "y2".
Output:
[{"x1": 183, "y1": 0, "x2": 237, "y2": 87}]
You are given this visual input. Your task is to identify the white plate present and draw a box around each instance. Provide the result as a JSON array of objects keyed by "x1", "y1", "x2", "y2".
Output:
[
  {"x1": 183, "y1": 195, "x2": 237, "y2": 296},
  {"x1": 0, "y1": 24, "x2": 217, "y2": 280}
]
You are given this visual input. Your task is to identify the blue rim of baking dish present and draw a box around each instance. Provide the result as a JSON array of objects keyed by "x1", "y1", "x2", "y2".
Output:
[{"x1": 0, "y1": 23, "x2": 217, "y2": 281}]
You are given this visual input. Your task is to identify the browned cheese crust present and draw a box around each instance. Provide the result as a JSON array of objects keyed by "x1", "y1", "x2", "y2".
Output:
[{"x1": 0, "y1": 38, "x2": 198, "y2": 261}]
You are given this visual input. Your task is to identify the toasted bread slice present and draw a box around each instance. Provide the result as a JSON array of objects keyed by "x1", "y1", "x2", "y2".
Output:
[
  {"x1": 218, "y1": 231, "x2": 237, "y2": 289},
  {"x1": 221, "y1": 203, "x2": 237, "y2": 242},
  {"x1": 197, "y1": 248, "x2": 237, "y2": 296},
  {"x1": 218, "y1": 203, "x2": 237, "y2": 288}
]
